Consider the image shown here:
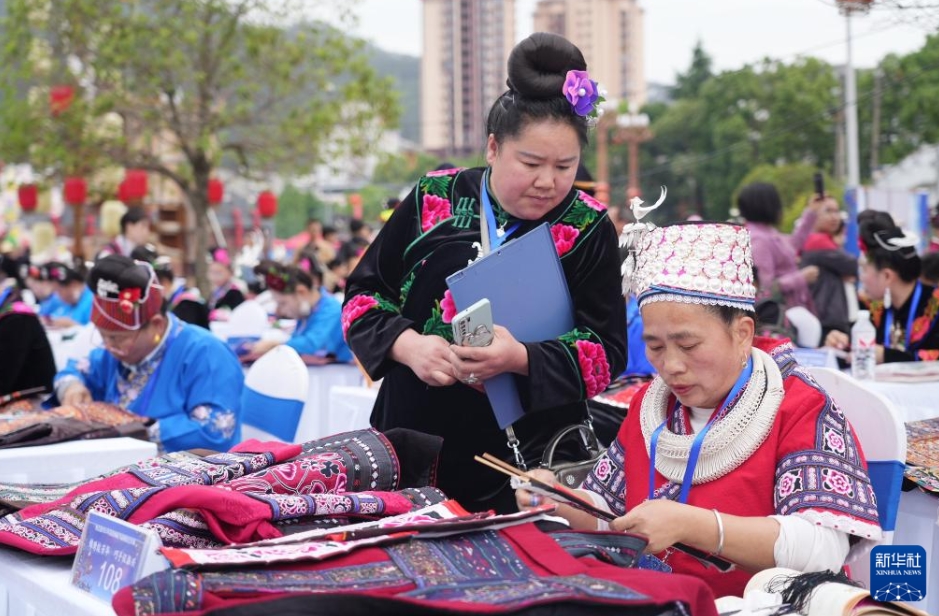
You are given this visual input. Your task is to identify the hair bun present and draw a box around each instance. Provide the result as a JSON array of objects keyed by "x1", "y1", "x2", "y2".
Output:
[{"x1": 506, "y1": 32, "x2": 587, "y2": 99}]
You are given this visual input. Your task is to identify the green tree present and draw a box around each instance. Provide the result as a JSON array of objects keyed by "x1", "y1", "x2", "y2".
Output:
[
  {"x1": 645, "y1": 58, "x2": 838, "y2": 220},
  {"x1": 673, "y1": 41, "x2": 713, "y2": 100},
  {"x1": 0, "y1": 0, "x2": 399, "y2": 294},
  {"x1": 275, "y1": 184, "x2": 328, "y2": 238}
]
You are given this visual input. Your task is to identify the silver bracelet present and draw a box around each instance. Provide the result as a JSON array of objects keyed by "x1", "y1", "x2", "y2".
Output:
[{"x1": 712, "y1": 508, "x2": 725, "y2": 556}]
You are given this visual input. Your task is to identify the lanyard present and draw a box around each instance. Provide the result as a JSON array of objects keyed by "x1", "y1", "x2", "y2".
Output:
[
  {"x1": 884, "y1": 282, "x2": 922, "y2": 356},
  {"x1": 649, "y1": 357, "x2": 753, "y2": 503},
  {"x1": 480, "y1": 171, "x2": 520, "y2": 251}
]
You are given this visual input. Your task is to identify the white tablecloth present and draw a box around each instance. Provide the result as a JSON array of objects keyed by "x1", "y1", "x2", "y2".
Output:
[
  {"x1": 892, "y1": 489, "x2": 939, "y2": 615},
  {"x1": 0, "y1": 438, "x2": 157, "y2": 484},
  {"x1": 325, "y1": 385, "x2": 379, "y2": 436},
  {"x1": 861, "y1": 379, "x2": 939, "y2": 424},
  {"x1": 0, "y1": 547, "x2": 115, "y2": 616}
]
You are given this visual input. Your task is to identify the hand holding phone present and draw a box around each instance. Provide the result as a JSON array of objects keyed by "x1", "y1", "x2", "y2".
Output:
[
  {"x1": 451, "y1": 298, "x2": 494, "y2": 347},
  {"x1": 813, "y1": 172, "x2": 825, "y2": 199}
]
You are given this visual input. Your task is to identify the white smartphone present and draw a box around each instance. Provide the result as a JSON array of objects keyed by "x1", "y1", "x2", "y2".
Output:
[{"x1": 451, "y1": 298, "x2": 494, "y2": 347}]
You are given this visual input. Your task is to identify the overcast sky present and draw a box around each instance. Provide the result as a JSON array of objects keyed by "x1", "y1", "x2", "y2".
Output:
[{"x1": 335, "y1": 0, "x2": 929, "y2": 85}]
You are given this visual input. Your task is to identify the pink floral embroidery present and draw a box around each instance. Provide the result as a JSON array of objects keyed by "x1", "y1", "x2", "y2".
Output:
[
  {"x1": 575, "y1": 339, "x2": 611, "y2": 398},
  {"x1": 440, "y1": 290, "x2": 457, "y2": 324},
  {"x1": 579, "y1": 192, "x2": 607, "y2": 212},
  {"x1": 776, "y1": 470, "x2": 802, "y2": 499},
  {"x1": 551, "y1": 224, "x2": 580, "y2": 256},
  {"x1": 823, "y1": 427, "x2": 846, "y2": 455},
  {"x1": 593, "y1": 458, "x2": 613, "y2": 481},
  {"x1": 341, "y1": 294, "x2": 378, "y2": 338},
  {"x1": 821, "y1": 468, "x2": 854, "y2": 496},
  {"x1": 421, "y1": 194, "x2": 452, "y2": 232},
  {"x1": 425, "y1": 167, "x2": 462, "y2": 177}
]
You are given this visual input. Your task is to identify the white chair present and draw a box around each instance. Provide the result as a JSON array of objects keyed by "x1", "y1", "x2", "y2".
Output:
[
  {"x1": 226, "y1": 299, "x2": 269, "y2": 338},
  {"x1": 240, "y1": 345, "x2": 310, "y2": 443},
  {"x1": 785, "y1": 306, "x2": 822, "y2": 348},
  {"x1": 806, "y1": 367, "x2": 907, "y2": 588}
]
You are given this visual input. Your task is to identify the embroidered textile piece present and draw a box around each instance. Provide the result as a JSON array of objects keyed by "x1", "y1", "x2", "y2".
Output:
[
  {"x1": 0, "y1": 402, "x2": 146, "y2": 437},
  {"x1": 548, "y1": 530, "x2": 647, "y2": 568},
  {"x1": 298, "y1": 428, "x2": 401, "y2": 492}
]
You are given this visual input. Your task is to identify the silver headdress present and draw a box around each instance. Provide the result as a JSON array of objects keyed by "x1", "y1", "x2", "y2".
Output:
[{"x1": 619, "y1": 186, "x2": 667, "y2": 296}]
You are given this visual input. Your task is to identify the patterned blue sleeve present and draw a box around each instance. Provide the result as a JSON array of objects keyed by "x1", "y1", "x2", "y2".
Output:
[{"x1": 581, "y1": 438, "x2": 628, "y2": 518}]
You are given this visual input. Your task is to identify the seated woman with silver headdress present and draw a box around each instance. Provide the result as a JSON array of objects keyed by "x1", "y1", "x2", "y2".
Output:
[{"x1": 517, "y1": 222, "x2": 882, "y2": 597}]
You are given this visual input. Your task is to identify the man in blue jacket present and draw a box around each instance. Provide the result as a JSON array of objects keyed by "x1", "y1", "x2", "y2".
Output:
[{"x1": 55, "y1": 255, "x2": 244, "y2": 452}]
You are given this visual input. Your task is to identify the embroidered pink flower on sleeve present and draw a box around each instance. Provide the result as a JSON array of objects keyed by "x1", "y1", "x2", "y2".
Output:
[
  {"x1": 575, "y1": 339, "x2": 611, "y2": 398},
  {"x1": 425, "y1": 167, "x2": 462, "y2": 177},
  {"x1": 579, "y1": 192, "x2": 607, "y2": 212},
  {"x1": 341, "y1": 294, "x2": 379, "y2": 338},
  {"x1": 551, "y1": 223, "x2": 580, "y2": 256},
  {"x1": 421, "y1": 194, "x2": 453, "y2": 232},
  {"x1": 440, "y1": 290, "x2": 457, "y2": 324}
]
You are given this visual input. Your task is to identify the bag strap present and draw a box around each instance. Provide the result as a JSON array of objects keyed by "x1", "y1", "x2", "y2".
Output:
[{"x1": 541, "y1": 417, "x2": 602, "y2": 469}]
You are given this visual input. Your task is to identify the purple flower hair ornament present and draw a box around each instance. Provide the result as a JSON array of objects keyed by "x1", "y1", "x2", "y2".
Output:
[{"x1": 563, "y1": 70, "x2": 603, "y2": 118}]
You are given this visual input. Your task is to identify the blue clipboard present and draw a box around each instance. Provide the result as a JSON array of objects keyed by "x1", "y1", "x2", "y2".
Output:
[{"x1": 446, "y1": 223, "x2": 575, "y2": 428}]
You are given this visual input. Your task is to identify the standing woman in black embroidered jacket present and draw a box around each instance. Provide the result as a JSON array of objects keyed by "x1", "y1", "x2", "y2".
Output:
[{"x1": 342, "y1": 33, "x2": 626, "y2": 513}]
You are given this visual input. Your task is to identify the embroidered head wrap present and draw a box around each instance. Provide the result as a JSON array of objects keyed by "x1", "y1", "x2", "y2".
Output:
[
  {"x1": 88, "y1": 255, "x2": 164, "y2": 331},
  {"x1": 631, "y1": 222, "x2": 756, "y2": 312}
]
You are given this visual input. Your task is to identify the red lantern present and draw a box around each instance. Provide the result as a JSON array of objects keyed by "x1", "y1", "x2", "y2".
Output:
[
  {"x1": 122, "y1": 169, "x2": 148, "y2": 200},
  {"x1": 63, "y1": 177, "x2": 87, "y2": 206},
  {"x1": 18, "y1": 185, "x2": 38, "y2": 212},
  {"x1": 257, "y1": 191, "x2": 278, "y2": 218},
  {"x1": 207, "y1": 178, "x2": 224, "y2": 205},
  {"x1": 49, "y1": 85, "x2": 74, "y2": 116}
]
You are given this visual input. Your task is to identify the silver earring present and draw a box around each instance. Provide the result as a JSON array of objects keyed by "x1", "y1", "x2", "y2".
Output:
[
  {"x1": 741, "y1": 357, "x2": 748, "y2": 368},
  {"x1": 884, "y1": 287, "x2": 892, "y2": 310}
]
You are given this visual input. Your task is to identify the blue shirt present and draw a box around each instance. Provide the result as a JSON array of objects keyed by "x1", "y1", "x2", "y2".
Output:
[
  {"x1": 286, "y1": 289, "x2": 353, "y2": 363},
  {"x1": 55, "y1": 314, "x2": 245, "y2": 452},
  {"x1": 44, "y1": 287, "x2": 93, "y2": 324},
  {"x1": 625, "y1": 296, "x2": 656, "y2": 376},
  {"x1": 38, "y1": 293, "x2": 65, "y2": 317}
]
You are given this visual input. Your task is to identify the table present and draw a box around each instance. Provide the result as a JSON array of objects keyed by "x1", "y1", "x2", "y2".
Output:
[
  {"x1": 862, "y1": 379, "x2": 939, "y2": 423},
  {"x1": 0, "y1": 547, "x2": 114, "y2": 616},
  {"x1": 892, "y1": 489, "x2": 939, "y2": 615},
  {"x1": 325, "y1": 385, "x2": 379, "y2": 436},
  {"x1": 0, "y1": 438, "x2": 157, "y2": 484}
]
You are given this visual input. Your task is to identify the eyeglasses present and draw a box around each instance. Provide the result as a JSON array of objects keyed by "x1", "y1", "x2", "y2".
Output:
[{"x1": 92, "y1": 327, "x2": 146, "y2": 354}]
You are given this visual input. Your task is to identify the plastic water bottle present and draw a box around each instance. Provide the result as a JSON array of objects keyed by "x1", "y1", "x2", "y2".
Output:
[{"x1": 851, "y1": 310, "x2": 877, "y2": 381}]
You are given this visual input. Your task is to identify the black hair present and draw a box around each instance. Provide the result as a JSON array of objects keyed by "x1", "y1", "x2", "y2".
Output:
[
  {"x1": 485, "y1": 32, "x2": 590, "y2": 149},
  {"x1": 921, "y1": 251, "x2": 939, "y2": 284},
  {"x1": 120, "y1": 207, "x2": 149, "y2": 233},
  {"x1": 705, "y1": 304, "x2": 754, "y2": 327},
  {"x1": 322, "y1": 225, "x2": 338, "y2": 238},
  {"x1": 862, "y1": 224, "x2": 921, "y2": 282},
  {"x1": 349, "y1": 219, "x2": 365, "y2": 234},
  {"x1": 47, "y1": 261, "x2": 85, "y2": 285},
  {"x1": 857, "y1": 209, "x2": 895, "y2": 238},
  {"x1": 737, "y1": 183, "x2": 783, "y2": 226},
  {"x1": 385, "y1": 197, "x2": 401, "y2": 210}
]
